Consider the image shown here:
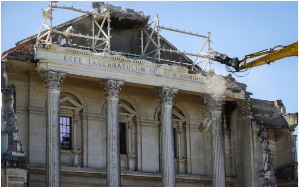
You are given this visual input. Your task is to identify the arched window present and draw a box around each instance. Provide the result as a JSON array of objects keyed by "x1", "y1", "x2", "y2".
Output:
[
  {"x1": 119, "y1": 99, "x2": 137, "y2": 171},
  {"x1": 157, "y1": 105, "x2": 188, "y2": 174},
  {"x1": 60, "y1": 93, "x2": 83, "y2": 167}
]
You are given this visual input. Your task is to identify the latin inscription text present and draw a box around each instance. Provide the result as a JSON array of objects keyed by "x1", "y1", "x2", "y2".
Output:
[{"x1": 62, "y1": 54, "x2": 204, "y2": 83}]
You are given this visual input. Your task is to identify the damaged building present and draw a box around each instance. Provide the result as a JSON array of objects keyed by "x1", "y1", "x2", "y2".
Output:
[{"x1": 1, "y1": 2, "x2": 298, "y2": 187}]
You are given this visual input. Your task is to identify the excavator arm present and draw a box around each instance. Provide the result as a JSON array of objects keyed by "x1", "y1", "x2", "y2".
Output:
[
  {"x1": 239, "y1": 42, "x2": 298, "y2": 71},
  {"x1": 211, "y1": 42, "x2": 298, "y2": 71}
]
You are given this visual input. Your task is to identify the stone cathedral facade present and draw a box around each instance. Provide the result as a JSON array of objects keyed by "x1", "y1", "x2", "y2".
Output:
[{"x1": 1, "y1": 3, "x2": 297, "y2": 187}]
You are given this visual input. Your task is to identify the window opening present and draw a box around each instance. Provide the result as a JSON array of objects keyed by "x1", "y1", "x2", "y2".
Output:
[
  {"x1": 173, "y1": 128, "x2": 178, "y2": 158},
  {"x1": 120, "y1": 122, "x2": 127, "y2": 154},
  {"x1": 59, "y1": 116, "x2": 72, "y2": 150}
]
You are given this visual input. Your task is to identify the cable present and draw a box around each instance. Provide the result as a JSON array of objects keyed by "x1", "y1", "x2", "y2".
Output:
[
  {"x1": 225, "y1": 65, "x2": 250, "y2": 77},
  {"x1": 270, "y1": 45, "x2": 285, "y2": 51}
]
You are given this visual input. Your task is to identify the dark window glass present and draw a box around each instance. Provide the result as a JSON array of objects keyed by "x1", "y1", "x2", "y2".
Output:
[
  {"x1": 59, "y1": 116, "x2": 72, "y2": 150},
  {"x1": 173, "y1": 128, "x2": 177, "y2": 158},
  {"x1": 120, "y1": 122, "x2": 127, "y2": 154}
]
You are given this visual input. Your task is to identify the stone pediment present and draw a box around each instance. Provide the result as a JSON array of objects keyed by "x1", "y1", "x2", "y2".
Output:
[
  {"x1": 119, "y1": 103, "x2": 136, "y2": 116},
  {"x1": 60, "y1": 96, "x2": 83, "y2": 112}
]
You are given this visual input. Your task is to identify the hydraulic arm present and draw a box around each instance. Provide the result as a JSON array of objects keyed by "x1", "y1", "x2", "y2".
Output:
[{"x1": 210, "y1": 42, "x2": 298, "y2": 71}]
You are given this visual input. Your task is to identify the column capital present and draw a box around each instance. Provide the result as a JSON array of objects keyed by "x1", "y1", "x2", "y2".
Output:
[
  {"x1": 159, "y1": 87, "x2": 178, "y2": 105},
  {"x1": 237, "y1": 99, "x2": 253, "y2": 117},
  {"x1": 40, "y1": 70, "x2": 66, "y2": 89},
  {"x1": 204, "y1": 94, "x2": 225, "y2": 112},
  {"x1": 104, "y1": 79, "x2": 124, "y2": 98}
]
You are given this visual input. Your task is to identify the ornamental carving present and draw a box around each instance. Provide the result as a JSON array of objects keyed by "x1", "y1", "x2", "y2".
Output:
[
  {"x1": 40, "y1": 70, "x2": 66, "y2": 89},
  {"x1": 199, "y1": 117, "x2": 212, "y2": 134},
  {"x1": 104, "y1": 79, "x2": 124, "y2": 97},
  {"x1": 159, "y1": 87, "x2": 178, "y2": 105},
  {"x1": 203, "y1": 94, "x2": 225, "y2": 111},
  {"x1": 237, "y1": 99, "x2": 252, "y2": 117}
]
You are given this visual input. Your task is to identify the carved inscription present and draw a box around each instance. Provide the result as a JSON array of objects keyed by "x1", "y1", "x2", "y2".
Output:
[{"x1": 62, "y1": 54, "x2": 204, "y2": 83}]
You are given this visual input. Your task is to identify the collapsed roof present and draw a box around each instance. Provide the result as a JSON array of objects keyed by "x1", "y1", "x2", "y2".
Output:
[
  {"x1": 251, "y1": 98, "x2": 298, "y2": 129},
  {"x1": 92, "y1": 2, "x2": 149, "y2": 28}
]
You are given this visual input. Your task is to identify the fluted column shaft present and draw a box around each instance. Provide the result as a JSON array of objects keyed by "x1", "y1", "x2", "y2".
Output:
[
  {"x1": 41, "y1": 70, "x2": 66, "y2": 187},
  {"x1": 206, "y1": 95, "x2": 226, "y2": 187},
  {"x1": 159, "y1": 87, "x2": 178, "y2": 187},
  {"x1": 104, "y1": 80, "x2": 124, "y2": 187}
]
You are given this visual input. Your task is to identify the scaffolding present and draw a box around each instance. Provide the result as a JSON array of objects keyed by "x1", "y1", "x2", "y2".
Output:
[
  {"x1": 36, "y1": 2, "x2": 111, "y2": 51},
  {"x1": 36, "y1": 2, "x2": 213, "y2": 72}
]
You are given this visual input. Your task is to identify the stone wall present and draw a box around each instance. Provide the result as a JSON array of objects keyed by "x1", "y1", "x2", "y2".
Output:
[
  {"x1": 7, "y1": 67, "x2": 238, "y2": 181},
  {"x1": 7, "y1": 59, "x2": 297, "y2": 187}
]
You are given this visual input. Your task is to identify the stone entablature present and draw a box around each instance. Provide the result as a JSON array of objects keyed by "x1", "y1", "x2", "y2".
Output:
[{"x1": 35, "y1": 45, "x2": 246, "y2": 99}]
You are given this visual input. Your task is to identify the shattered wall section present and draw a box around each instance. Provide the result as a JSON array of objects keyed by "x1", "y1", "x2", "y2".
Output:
[
  {"x1": 251, "y1": 99, "x2": 298, "y2": 186},
  {"x1": 1, "y1": 60, "x2": 28, "y2": 187},
  {"x1": 1, "y1": 61, "x2": 26, "y2": 164},
  {"x1": 256, "y1": 124, "x2": 277, "y2": 187}
]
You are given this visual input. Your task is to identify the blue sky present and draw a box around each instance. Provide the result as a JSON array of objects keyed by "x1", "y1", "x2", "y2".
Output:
[{"x1": 2, "y1": 1, "x2": 298, "y2": 113}]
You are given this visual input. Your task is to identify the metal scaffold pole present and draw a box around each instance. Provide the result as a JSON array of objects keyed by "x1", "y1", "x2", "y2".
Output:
[
  {"x1": 140, "y1": 29, "x2": 144, "y2": 56},
  {"x1": 107, "y1": 4, "x2": 111, "y2": 51},
  {"x1": 92, "y1": 16, "x2": 95, "y2": 52},
  {"x1": 207, "y1": 32, "x2": 212, "y2": 72},
  {"x1": 157, "y1": 15, "x2": 161, "y2": 62}
]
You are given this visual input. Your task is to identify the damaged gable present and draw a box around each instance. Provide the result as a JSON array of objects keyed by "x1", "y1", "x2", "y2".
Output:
[
  {"x1": 93, "y1": 2, "x2": 149, "y2": 29},
  {"x1": 3, "y1": 2, "x2": 197, "y2": 72}
]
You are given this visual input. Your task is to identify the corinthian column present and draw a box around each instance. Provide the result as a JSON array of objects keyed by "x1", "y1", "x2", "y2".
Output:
[
  {"x1": 41, "y1": 70, "x2": 66, "y2": 187},
  {"x1": 104, "y1": 79, "x2": 124, "y2": 187},
  {"x1": 205, "y1": 95, "x2": 226, "y2": 187},
  {"x1": 159, "y1": 87, "x2": 178, "y2": 187}
]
